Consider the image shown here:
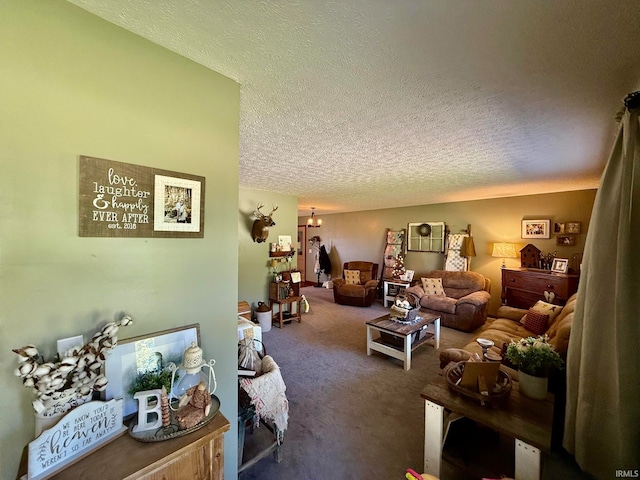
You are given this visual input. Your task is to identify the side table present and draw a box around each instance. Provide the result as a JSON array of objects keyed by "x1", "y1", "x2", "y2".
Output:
[
  {"x1": 421, "y1": 375, "x2": 553, "y2": 480},
  {"x1": 270, "y1": 296, "x2": 302, "y2": 328},
  {"x1": 383, "y1": 279, "x2": 410, "y2": 307}
]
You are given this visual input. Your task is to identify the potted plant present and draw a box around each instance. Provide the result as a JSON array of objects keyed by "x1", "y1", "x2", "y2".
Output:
[{"x1": 505, "y1": 335, "x2": 563, "y2": 399}]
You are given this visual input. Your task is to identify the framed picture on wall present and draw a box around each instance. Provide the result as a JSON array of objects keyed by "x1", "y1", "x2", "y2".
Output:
[
  {"x1": 521, "y1": 219, "x2": 551, "y2": 239},
  {"x1": 556, "y1": 235, "x2": 576, "y2": 246},
  {"x1": 566, "y1": 221, "x2": 581, "y2": 234}
]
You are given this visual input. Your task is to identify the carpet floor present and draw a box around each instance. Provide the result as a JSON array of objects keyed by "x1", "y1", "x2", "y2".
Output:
[
  {"x1": 239, "y1": 286, "x2": 591, "y2": 480},
  {"x1": 239, "y1": 285, "x2": 470, "y2": 479}
]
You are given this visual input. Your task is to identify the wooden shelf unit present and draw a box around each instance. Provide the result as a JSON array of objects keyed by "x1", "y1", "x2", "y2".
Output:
[{"x1": 269, "y1": 249, "x2": 295, "y2": 258}]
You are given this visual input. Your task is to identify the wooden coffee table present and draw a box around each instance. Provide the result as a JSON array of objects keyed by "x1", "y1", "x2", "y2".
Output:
[{"x1": 366, "y1": 312, "x2": 440, "y2": 371}]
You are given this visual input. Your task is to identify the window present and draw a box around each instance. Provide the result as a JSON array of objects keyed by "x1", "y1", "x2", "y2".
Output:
[{"x1": 407, "y1": 222, "x2": 446, "y2": 253}]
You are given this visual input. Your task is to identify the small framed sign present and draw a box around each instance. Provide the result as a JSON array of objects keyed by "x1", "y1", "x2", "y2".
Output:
[{"x1": 28, "y1": 399, "x2": 126, "y2": 480}]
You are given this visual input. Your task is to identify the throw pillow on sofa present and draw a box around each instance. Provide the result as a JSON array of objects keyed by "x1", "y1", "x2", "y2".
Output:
[
  {"x1": 523, "y1": 308, "x2": 550, "y2": 335},
  {"x1": 420, "y1": 277, "x2": 445, "y2": 296},
  {"x1": 520, "y1": 300, "x2": 562, "y2": 324},
  {"x1": 344, "y1": 269, "x2": 360, "y2": 285}
]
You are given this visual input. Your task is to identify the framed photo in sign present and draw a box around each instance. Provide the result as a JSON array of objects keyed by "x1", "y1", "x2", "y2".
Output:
[{"x1": 153, "y1": 175, "x2": 202, "y2": 233}]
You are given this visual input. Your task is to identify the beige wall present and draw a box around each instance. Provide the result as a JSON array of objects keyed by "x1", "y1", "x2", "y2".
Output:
[
  {"x1": 300, "y1": 190, "x2": 596, "y2": 315},
  {"x1": 239, "y1": 188, "x2": 298, "y2": 311},
  {"x1": 0, "y1": 3, "x2": 240, "y2": 478}
]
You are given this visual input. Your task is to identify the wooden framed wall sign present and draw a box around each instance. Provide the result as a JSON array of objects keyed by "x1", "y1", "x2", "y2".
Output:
[{"x1": 79, "y1": 156, "x2": 205, "y2": 238}]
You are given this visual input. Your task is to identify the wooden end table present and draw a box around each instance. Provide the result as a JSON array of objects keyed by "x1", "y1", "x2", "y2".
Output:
[
  {"x1": 366, "y1": 312, "x2": 440, "y2": 371},
  {"x1": 270, "y1": 296, "x2": 302, "y2": 328},
  {"x1": 421, "y1": 375, "x2": 553, "y2": 480}
]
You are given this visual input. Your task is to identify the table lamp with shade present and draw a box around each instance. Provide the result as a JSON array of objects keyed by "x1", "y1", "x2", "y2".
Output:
[{"x1": 492, "y1": 242, "x2": 518, "y2": 268}]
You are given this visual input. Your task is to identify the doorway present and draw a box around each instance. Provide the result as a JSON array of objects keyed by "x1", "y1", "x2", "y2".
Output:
[{"x1": 297, "y1": 225, "x2": 306, "y2": 283}]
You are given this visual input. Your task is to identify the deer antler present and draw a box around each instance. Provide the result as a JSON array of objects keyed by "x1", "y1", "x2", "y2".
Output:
[
  {"x1": 254, "y1": 203, "x2": 277, "y2": 220},
  {"x1": 253, "y1": 202, "x2": 265, "y2": 219}
]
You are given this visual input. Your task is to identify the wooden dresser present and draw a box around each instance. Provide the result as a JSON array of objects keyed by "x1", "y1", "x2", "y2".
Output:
[
  {"x1": 18, "y1": 413, "x2": 229, "y2": 480},
  {"x1": 501, "y1": 268, "x2": 579, "y2": 308}
]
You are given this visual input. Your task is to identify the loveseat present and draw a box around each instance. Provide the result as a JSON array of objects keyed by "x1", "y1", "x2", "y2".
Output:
[
  {"x1": 439, "y1": 293, "x2": 578, "y2": 369},
  {"x1": 405, "y1": 270, "x2": 491, "y2": 332}
]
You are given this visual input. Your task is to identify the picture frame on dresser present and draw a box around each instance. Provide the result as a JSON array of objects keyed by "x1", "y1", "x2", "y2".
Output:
[
  {"x1": 551, "y1": 258, "x2": 569, "y2": 274},
  {"x1": 522, "y1": 219, "x2": 550, "y2": 239}
]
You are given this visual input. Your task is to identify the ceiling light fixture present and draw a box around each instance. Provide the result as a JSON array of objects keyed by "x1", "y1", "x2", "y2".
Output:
[{"x1": 306, "y1": 207, "x2": 322, "y2": 228}]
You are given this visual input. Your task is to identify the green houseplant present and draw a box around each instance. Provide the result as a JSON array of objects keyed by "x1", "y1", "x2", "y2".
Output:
[
  {"x1": 505, "y1": 335, "x2": 563, "y2": 399},
  {"x1": 128, "y1": 369, "x2": 176, "y2": 397},
  {"x1": 505, "y1": 335, "x2": 564, "y2": 376}
]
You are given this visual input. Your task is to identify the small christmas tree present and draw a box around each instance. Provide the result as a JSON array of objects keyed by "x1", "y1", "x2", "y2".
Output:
[{"x1": 391, "y1": 254, "x2": 406, "y2": 279}]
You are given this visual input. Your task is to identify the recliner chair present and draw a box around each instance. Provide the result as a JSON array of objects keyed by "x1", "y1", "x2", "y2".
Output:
[{"x1": 332, "y1": 261, "x2": 379, "y2": 307}]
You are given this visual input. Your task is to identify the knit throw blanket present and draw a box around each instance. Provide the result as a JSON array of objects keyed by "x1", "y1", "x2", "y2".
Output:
[{"x1": 240, "y1": 355, "x2": 289, "y2": 440}]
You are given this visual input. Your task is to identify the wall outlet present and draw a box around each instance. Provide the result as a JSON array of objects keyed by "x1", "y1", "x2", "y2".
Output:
[{"x1": 57, "y1": 335, "x2": 84, "y2": 357}]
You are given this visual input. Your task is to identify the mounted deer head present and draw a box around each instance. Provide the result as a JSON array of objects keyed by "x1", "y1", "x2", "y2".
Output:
[{"x1": 251, "y1": 203, "x2": 278, "y2": 243}]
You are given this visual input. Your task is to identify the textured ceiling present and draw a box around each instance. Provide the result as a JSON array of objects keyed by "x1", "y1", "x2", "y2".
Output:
[{"x1": 68, "y1": 0, "x2": 640, "y2": 214}]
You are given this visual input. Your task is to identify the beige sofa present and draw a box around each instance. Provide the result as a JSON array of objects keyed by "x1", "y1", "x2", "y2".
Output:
[
  {"x1": 405, "y1": 270, "x2": 491, "y2": 332},
  {"x1": 439, "y1": 293, "x2": 578, "y2": 368}
]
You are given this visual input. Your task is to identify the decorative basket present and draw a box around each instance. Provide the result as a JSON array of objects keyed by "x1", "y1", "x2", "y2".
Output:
[
  {"x1": 444, "y1": 361, "x2": 512, "y2": 405},
  {"x1": 390, "y1": 294, "x2": 419, "y2": 322}
]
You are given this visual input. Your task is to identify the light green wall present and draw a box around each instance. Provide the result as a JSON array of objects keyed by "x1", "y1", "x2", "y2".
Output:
[
  {"x1": 0, "y1": 2, "x2": 240, "y2": 478},
  {"x1": 239, "y1": 187, "x2": 298, "y2": 313},
  {"x1": 300, "y1": 190, "x2": 596, "y2": 315}
]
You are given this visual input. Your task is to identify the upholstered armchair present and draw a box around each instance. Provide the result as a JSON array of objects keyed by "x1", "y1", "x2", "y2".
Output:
[{"x1": 333, "y1": 261, "x2": 379, "y2": 307}]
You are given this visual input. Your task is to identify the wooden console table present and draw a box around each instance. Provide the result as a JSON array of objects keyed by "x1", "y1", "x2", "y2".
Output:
[
  {"x1": 18, "y1": 413, "x2": 230, "y2": 480},
  {"x1": 421, "y1": 376, "x2": 553, "y2": 480}
]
